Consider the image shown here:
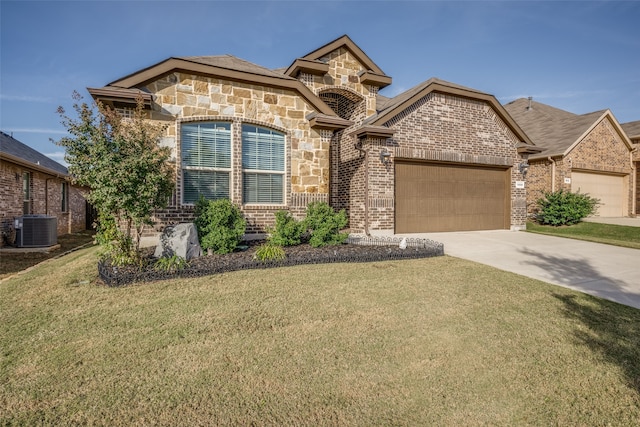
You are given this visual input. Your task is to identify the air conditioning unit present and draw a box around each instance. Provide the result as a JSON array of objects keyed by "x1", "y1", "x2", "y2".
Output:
[{"x1": 14, "y1": 215, "x2": 58, "y2": 248}]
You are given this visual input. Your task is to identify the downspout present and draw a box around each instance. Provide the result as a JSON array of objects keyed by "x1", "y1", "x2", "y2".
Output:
[
  {"x1": 547, "y1": 157, "x2": 556, "y2": 192},
  {"x1": 45, "y1": 178, "x2": 51, "y2": 215},
  {"x1": 631, "y1": 150, "x2": 637, "y2": 216},
  {"x1": 354, "y1": 139, "x2": 370, "y2": 236}
]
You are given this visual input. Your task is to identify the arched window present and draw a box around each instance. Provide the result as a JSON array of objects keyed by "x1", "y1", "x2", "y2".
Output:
[{"x1": 242, "y1": 124, "x2": 285, "y2": 204}]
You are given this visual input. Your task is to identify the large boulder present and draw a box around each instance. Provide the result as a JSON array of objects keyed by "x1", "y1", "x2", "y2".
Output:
[{"x1": 154, "y1": 223, "x2": 202, "y2": 260}]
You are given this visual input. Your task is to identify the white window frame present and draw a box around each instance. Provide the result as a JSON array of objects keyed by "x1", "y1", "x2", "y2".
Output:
[
  {"x1": 241, "y1": 124, "x2": 286, "y2": 205},
  {"x1": 180, "y1": 122, "x2": 232, "y2": 205}
]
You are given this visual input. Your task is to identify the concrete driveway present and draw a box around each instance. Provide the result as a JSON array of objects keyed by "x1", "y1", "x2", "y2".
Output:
[{"x1": 399, "y1": 230, "x2": 640, "y2": 310}]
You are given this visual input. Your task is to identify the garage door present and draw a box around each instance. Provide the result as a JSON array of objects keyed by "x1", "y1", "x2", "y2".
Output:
[
  {"x1": 395, "y1": 162, "x2": 510, "y2": 233},
  {"x1": 571, "y1": 172, "x2": 626, "y2": 217}
]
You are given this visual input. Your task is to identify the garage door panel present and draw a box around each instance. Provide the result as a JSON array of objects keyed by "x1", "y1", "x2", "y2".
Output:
[
  {"x1": 396, "y1": 162, "x2": 509, "y2": 233},
  {"x1": 571, "y1": 172, "x2": 626, "y2": 217}
]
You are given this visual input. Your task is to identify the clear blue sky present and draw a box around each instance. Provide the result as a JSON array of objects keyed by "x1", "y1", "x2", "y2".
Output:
[{"x1": 2, "y1": 0, "x2": 639, "y2": 165}]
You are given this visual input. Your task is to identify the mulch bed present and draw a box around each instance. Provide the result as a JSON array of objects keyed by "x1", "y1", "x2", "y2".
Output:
[{"x1": 98, "y1": 237, "x2": 444, "y2": 287}]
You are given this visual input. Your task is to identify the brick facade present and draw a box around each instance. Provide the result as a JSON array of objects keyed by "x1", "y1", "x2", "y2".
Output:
[
  {"x1": 91, "y1": 35, "x2": 533, "y2": 236},
  {"x1": 0, "y1": 159, "x2": 87, "y2": 246},
  {"x1": 526, "y1": 117, "x2": 634, "y2": 216},
  {"x1": 341, "y1": 92, "x2": 528, "y2": 233}
]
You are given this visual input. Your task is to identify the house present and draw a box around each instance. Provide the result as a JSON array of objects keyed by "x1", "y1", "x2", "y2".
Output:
[
  {"x1": 504, "y1": 98, "x2": 636, "y2": 217},
  {"x1": 88, "y1": 35, "x2": 536, "y2": 236},
  {"x1": 621, "y1": 120, "x2": 640, "y2": 214},
  {"x1": 0, "y1": 132, "x2": 88, "y2": 246}
]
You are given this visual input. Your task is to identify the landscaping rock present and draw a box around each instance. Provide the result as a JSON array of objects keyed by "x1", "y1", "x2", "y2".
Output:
[{"x1": 154, "y1": 223, "x2": 202, "y2": 260}]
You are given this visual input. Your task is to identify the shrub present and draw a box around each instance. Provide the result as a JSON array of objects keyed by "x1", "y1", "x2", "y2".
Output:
[
  {"x1": 194, "y1": 197, "x2": 246, "y2": 254},
  {"x1": 304, "y1": 202, "x2": 348, "y2": 247},
  {"x1": 268, "y1": 210, "x2": 306, "y2": 246},
  {"x1": 254, "y1": 242, "x2": 287, "y2": 262},
  {"x1": 535, "y1": 189, "x2": 600, "y2": 226},
  {"x1": 155, "y1": 255, "x2": 188, "y2": 273}
]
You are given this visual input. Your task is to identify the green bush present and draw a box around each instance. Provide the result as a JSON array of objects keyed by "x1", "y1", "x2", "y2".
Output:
[
  {"x1": 268, "y1": 210, "x2": 306, "y2": 246},
  {"x1": 154, "y1": 255, "x2": 188, "y2": 273},
  {"x1": 254, "y1": 242, "x2": 286, "y2": 262},
  {"x1": 535, "y1": 189, "x2": 600, "y2": 226},
  {"x1": 304, "y1": 202, "x2": 348, "y2": 247},
  {"x1": 194, "y1": 197, "x2": 246, "y2": 254}
]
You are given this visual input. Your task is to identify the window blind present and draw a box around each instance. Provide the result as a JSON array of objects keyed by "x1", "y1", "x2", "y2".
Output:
[
  {"x1": 182, "y1": 122, "x2": 231, "y2": 169},
  {"x1": 242, "y1": 125, "x2": 285, "y2": 204},
  {"x1": 181, "y1": 122, "x2": 231, "y2": 203},
  {"x1": 242, "y1": 125, "x2": 284, "y2": 171},
  {"x1": 243, "y1": 173, "x2": 283, "y2": 204},
  {"x1": 183, "y1": 170, "x2": 230, "y2": 203}
]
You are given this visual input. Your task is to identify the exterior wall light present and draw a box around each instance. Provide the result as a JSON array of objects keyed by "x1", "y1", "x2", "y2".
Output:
[
  {"x1": 379, "y1": 148, "x2": 392, "y2": 165},
  {"x1": 518, "y1": 160, "x2": 529, "y2": 177}
]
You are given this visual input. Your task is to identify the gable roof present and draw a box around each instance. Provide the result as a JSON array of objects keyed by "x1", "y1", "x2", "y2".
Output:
[
  {"x1": 362, "y1": 78, "x2": 534, "y2": 148},
  {"x1": 294, "y1": 34, "x2": 387, "y2": 75},
  {"x1": 504, "y1": 98, "x2": 633, "y2": 159},
  {"x1": 621, "y1": 120, "x2": 640, "y2": 140},
  {"x1": 283, "y1": 34, "x2": 391, "y2": 88},
  {"x1": 90, "y1": 55, "x2": 336, "y2": 116},
  {"x1": 0, "y1": 132, "x2": 68, "y2": 177}
]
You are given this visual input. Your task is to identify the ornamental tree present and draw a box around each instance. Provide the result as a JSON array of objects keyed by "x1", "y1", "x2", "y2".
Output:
[{"x1": 55, "y1": 92, "x2": 174, "y2": 263}]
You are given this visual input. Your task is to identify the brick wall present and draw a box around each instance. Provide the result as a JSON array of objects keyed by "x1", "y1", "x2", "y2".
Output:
[
  {"x1": 0, "y1": 160, "x2": 87, "y2": 246},
  {"x1": 382, "y1": 92, "x2": 526, "y2": 231},
  {"x1": 526, "y1": 118, "x2": 634, "y2": 216}
]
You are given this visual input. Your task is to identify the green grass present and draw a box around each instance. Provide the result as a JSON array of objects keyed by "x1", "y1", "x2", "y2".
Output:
[
  {"x1": 526, "y1": 221, "x2": 640, "y2": 249},
  {"x1": 2, "y1": 247, "x2": 640, "y2": 425}
]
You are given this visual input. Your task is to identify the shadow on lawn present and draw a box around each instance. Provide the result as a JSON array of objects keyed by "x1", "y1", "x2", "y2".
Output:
[
  {"x1": 518, "y1": 247, "x2": 640, "y2": 393},
  {"x1": 553, "y1": 293, "x2": 640, "y2": 394}
]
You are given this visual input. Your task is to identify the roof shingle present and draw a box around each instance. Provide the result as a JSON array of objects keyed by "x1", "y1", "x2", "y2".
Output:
[
  {"x1": 0, "y1": 132, "x2": 68, "y2": 176},
  {"x1": 504, "y1": 98, "x2": 608, "y2": 158}
]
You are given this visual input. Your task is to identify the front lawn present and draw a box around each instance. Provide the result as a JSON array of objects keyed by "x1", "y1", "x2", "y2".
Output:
[
  {"x1": 1, "y1": 246, "x2": 639, "y2": 425},
  {"x1": 526, "y1": 221, "x2": 640, "y2": 249}
]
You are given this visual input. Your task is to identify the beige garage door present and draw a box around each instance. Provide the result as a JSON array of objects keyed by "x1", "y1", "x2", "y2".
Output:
[
  {"x1": 571, "y1": 172, "x2": 626, "y2": 217},
  {"x1": 395, "y1": 162, "x2": 510, "y2": 233}
]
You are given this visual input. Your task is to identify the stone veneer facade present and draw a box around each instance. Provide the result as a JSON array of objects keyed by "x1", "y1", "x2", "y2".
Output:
[
  {"x1": 0, "y1": 160, "x2": 87, "y2": 246},
  {"x1": 137, "y1": 47, "x2": 387, "y2": 235},
  {"x1": 526, "y1": 117, "x2": 634, "y2": 216},
  {"x1": 141, "y1": 74, "x2": 330, "y2": 233},
  {"x1": 92, "y1": 36, "x2": 532, "y2": 236}
]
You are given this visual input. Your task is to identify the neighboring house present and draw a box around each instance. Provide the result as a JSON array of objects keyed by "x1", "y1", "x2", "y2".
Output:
[
  {"x1": 88, "y1": 34, "x2": 536, "y2": 235},
  {"x1": 504, "y1": 98, "x2": 636, "y2": 217},
  {"x1": 621, "y1": 120, "x2": 640, "y2": 214},
  {"x1": 0, "y1": 132, "x2": 87, "y2": 246}
]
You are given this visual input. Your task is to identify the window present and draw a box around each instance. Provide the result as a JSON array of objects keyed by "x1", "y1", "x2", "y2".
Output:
[
  {"x1": 61, "y1": 182, "x2": 68, "y2": 212},
  {"x1": 242, "y1": 124, "x2": 285, "y2": 204},
  {"x1": 181, "y1": 122, "x2": 231, "y2": 204},
  {"x1": 23, "y1": 172, "x2": 30, "y2": 214}
]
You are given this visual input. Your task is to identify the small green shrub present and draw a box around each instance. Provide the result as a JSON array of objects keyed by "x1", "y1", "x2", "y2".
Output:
[
  {"x1": 268, "y1": 210, "x2": 306, "y2": 246},
  {"x1": 536, "y1": 189, "x2": 600, "y2": 226},
  {"x1": 254, "y1": 242, "x2": 286, "y2": 262},
  {"x1": 155, "y1": 255, "x2": 188, "y2": 272},
  {"x1": 194, "y1": 197, "x2": 246, "y2": 254},
  {"x1": 304, "y1": 202, "x2": 348, "y2": 247},
  {"x1": 96, "y1": 214, "x2": 138, "y2": 266}
]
